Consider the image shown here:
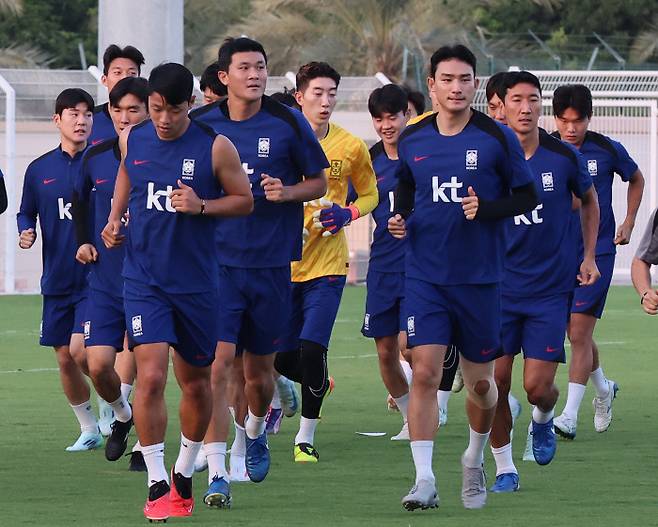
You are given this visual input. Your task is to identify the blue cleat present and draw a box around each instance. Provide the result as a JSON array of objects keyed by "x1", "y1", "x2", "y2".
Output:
[
  {"x1": 490, "y1": 472, "x2": 520, "y2": 493},
  {"x1": 265, "y1": 407, "x2": 283, "y2": 435},
  {"x1": 245, "y1": 432, "x2": 270, "y2": 482},
  {"x1": 532, "y1": 419, "x2": 557, "y2": 466},
  {"x1": 204, "y1": 476, "x2": 231, "y2": 508}
]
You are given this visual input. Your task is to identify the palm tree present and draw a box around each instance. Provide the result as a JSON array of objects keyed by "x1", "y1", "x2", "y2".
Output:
[{"x1": 630, "y1": 15, "x2": 658, "y2": 64}]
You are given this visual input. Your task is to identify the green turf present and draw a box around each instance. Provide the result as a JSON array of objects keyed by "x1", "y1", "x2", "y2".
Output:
[{"x1": 0, "y1": 287, "x2": 656, "y2": 526}]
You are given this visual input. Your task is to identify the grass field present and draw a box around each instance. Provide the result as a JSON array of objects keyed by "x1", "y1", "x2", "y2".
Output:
[{"x1": 0, "y1": 287, "x2": 656, "y2": 526}]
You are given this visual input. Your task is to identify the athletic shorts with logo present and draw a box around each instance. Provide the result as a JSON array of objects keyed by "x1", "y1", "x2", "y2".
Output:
[
  {"x1": 362, "y1": 270, "x2": 405, "y2": 338},
  {"x1": 40, "y1": 291, "x2": 87, "y2": 347},
  {"x1": 570, "y1": 253, "x2": 615, "y2": 319},
  {"x1": 83, "y1": 288, "x2": 126, "y2": 351},
  {"x1": 502, "y1": 292, "x2": 570, "y2": 363},
  {"x1": 405, "y1": 277, "x2": 502, "y2": 363},
  {"x1": 123, "y1": 278, "x2": 218, "y2": 367},
  {"x1": 217, "y1": 266, "x2": 291, "y2": 356}
]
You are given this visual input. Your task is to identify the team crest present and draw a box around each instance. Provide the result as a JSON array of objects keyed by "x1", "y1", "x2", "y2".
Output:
[
  {"x1": 132, "y1": 315, "x2": 143, "y2": 337},
  {"x1": 329, "y1": 160, "x2": 343, "y2": 180},
  {"x1": 258, "y1": 137, "x2": 270, "y2": 157},
  {"x1": 587, "y1": 159, "x2": 598, "y2": 177},
  {"x1": 181, "y1": 159, "x2": 195, "y2": 180},
  {"x1": 407, "y1": 316, "x2": 416, "y2": 337},
  {"x1": 541, "y1": 172, "x2": 554, "y2": 192},
  {"x1": 84, "y1": 321, "x2": 91, "y2": 340},
  {"x1": 466, "y1": 150, "x2": 478, "y2": 170}
]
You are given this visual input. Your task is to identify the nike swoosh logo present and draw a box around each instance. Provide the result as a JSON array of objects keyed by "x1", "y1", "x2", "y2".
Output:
[
  {"x1": 480, "y1": 348, "x2": 496, "y2": 356},
  {"x1": 43, "y1": 178, "x2": 56, "y2": 184},
  {"x1": 309, "y1": 354, "x2": 329, "y2": 397},
  {"x1": 414, "y1": 155, "x2": 429, "y2": 162},
  {"x1": 545, "y1": 346, "x2": 558, "y2": 353},
  {"x1": 376, "y1": 176, "x2": 385, "y2": 183},
  {"x1": 92, "y1": 139, "x2": 103, "y2": 145},
  {"x1": 575, "y1": 301, "x2": 587, "y2": 307},
  {"x1": 133, "y1": 159, "x2": 149, "y2": 165},
  {"x1": 95, "y1": 179, "x2": 108, "y2": 184}
]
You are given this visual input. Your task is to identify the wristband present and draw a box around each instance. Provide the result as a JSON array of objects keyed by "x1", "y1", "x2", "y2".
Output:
[{"x1": 200, "y1": 199, "x2": 206, "y2": 215}]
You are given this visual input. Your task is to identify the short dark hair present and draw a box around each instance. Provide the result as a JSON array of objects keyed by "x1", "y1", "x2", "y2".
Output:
[
  {"x1": 102, "y1": 44, "x2": 145, "y2": 75},
  {"x1": 485, "y1": 72, "x2": 508, "y2": 102},
  {"x1": 148, "y1": 63, "x2": 193, "y2": 106},
  {"x1": 403, "y1": 85, "x2": 426, "y2": 115},
  {"x1": 500, "y1": 71, "x2": 542, "y2": 99},
  {"x1": 270, "y1": 88, "x2": 298, "y2": 109},
  {"x1": 429, "y1": 44, "x2": 477, "y2": 78},
  {"x1": 200, "y1": 62, "x2": 227, "y2": 97},
  {"x1": 109, "y1": 76, "x2": 149, "y2": 108},
  {"x1": 55, "y1": 88, "x2": 94, "y2": 116},
  {"x1": 296, "y1": 61, "x2": 341, "y2": 93},
  {"x1": 552, "y1": 84, "x2": 593, "y2": 119},
  {"x1": 217, "y1": 37, "x2": 267, "y2": 73},
  {"x1": 368, "y1": 84, "x2": 408, "y2": 117}
]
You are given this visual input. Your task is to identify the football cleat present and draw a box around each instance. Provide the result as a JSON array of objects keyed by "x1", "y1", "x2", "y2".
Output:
[
  {"x1": 490, "y1": 472, "x2": 520, "y2": 493},
  {"x1": 144, "y1": 480, "x2": 170, "y2": 523},
  {"x1": 391, "y1": 422, "x2": 410, "y2": 441},
  {"x1": 593, "y1": 380, "x2": 618, "y2": 433},
  {"x1": 65, "y1": 430, "x2": 103, "y2": 452},
  {"x1": 553, "y1": 413, "x2": 577, "y2": 440},
  {"x1": 461, "y1": 455, "x2": 487, "y2": 509},
  {"x1": 204, "y1": 476, "x2": 231, "y2": 509},
  {"x1": 245, "y1": 432, "x2": 270, "y2": 482},
  {"x1": 532, "y1": 419, "x2": 557, "y2": 466},
  {"x1": 294, "y1": 442, "x2": 319, "y2": 463},
  {"x1": 402, "y1": 479, "x2": 439, "y2": 511},
  {"x1": 170, "y1": 469, "x2": 194, "y2": 517}
]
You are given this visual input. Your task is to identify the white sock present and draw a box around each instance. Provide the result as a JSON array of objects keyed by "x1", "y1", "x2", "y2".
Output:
[
  {"x1": 120, "y1": 383, "x2": 133, "y2": 401},
  {"x1": 142, "y1": 442, "x2": 168, "y2": 487},
  {"x1": 563, "y1": 382, "x2": 586, "y2": 420},
  {"x1": 491, "y1": 443, "x2": 517, "y2": 476},
  {"x1": 532, "y1": 406, "x2": 554, "y2": 424},
  {"x1": 295, "y1": 417, "x2": 319, "y2": 445},
  {"x1": 410, "y1": 440, "x2": 435, "y2": 484},
  {"x1": 70, "y1": 400, "x2": 98, "y2": 434},
  {"x1": 437, "y1": 390, "x2": 451, "y2": 411},
  {"x1": 271, "y1": 384, "x2": 282, "y2": 410},
  {"x1": 205, "y1": 441, "x2": 228, "y2": 483},
  {"x1": 590, "y1": 367, "x2": 609, "y2": 398},
  {"x1": 400, "y1": 360, "x2": 413, "y2": 385},
  {"x1": 245, "y1": 409, "x2": 266, "y2": 440},
  {"x1": 393, "y1": 392, "x2": 410, "y2": 422},
  {"x1": 231, "y1": 423, "x2": 246, "y2": 457},
  {"x1": 132, "y1": 440, "x2": 142, "y2": 453},
  {"x1": 463, "y1": 427, "x2": 490, "y2": 468},
  {"x1": 174, "y1": 433, "x2": 203, "y2": 478},
  {"x1": 109, "y1": 395, "x2": 132, "y2": 423}
]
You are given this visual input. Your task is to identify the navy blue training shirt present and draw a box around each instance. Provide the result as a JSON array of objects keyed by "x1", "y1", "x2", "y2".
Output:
[{"x1": 89, "y1": 103, "x2": 117, "y2": 146}]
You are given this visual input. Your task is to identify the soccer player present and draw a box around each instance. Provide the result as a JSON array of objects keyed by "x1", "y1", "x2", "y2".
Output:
[
  {"x1": 101, "y1": 62, "x2": 253, "y2": 521},
  {"x1": 551, "y1": 84, "x2": 644, "y2": 439},
  {"x1": 89, "y1": 44, "x2": 145, "y2": 146},
  {"x1": 190, "y1": 37, "x2": 328, "y2": 501},
  {"x1": 485, "y1": 72, "x2": 507, "y2": 124},
  {"x1": 388, "y1": 45, "x2": 538, "y2": 511},
  {"x1": 17, "y1": 88, "x2": 102, "y2": 452},
  {"x1": 273, "y1": 61, "x2": 378, "y2": 463},
  {"x1": 71, "y1": 77, "x2": 150, "y2": 464},
  {"x1": 631, "y1": 208, "x2": 658, "y2": 315},
  {"x1": 488, "y1": 72, "x2": 600, "y2": 493},
  {"x1": 403, "y1": 86, "x2": 425, "y2": 119},
  {"x1": 199, "y1": 61, "x2": 227, "y2": 105}
]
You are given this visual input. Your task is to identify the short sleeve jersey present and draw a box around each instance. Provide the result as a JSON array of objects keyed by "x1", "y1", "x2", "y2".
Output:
[
  {"x1": 190, "y1": 96, "x2": 328, "y2": 268},
  {"x1": 635, "y1": 208, "x2": 658, "y2": 265},
  {"x1": 123, "y1": 120, "x2": 222, "y2": 293},
  {"x1": 397, "y1": 110, "x2": 534, "y2": 285},
  {"x1": 76, "y1": 139, "x2": 125, "y2": 297},
  {"x1": 503, "y1": 129, "x2": 592, "y2": 296},
  {"x1": 16, "y1": 147, "x2": 88, "y2": 295},
  {"x1": 553, "y1": 130, "x2": 638, "y2": 256},
  {"x1": 89, "y1": 103, "x2": 117, "y2": 146}
]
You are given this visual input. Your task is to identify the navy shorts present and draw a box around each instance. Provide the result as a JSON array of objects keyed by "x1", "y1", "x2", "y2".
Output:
[
  {"x1": 571, "y1": 253, "x2": 615, "y2": 319},
  {"x1": 123, "y1": 279, "x2": 218, "y2": 367},
  {"x1": 40, "y1": 291, "x2": 87, "y2": 347},
  {"x1": 405, "y1": 278, "x2": 502, "y2": 363},
  {"x1": 83, "y1": 288, "x2": 126, "y2": 351},
  {"x1": 362, "y1": 270, "x2": 405, "y2": 338},
  {"x1": 502, "y1": 293, "x2": 569, "y2": 363},
  {"x1": 282, "y1": 275, "x2": 347, "y2": 350},
  {"x1": 217, "y1": 266, "x2": 291, "y2": 356}
]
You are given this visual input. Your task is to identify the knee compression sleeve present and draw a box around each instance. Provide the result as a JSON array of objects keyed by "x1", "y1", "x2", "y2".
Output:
[{"x1": 466, "y1": 375, "x2": 498, "y2": 410}]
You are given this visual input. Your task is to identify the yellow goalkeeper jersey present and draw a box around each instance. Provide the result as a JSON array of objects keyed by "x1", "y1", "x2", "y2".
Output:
[
  {"x1": 408, "y1": 110, "x2": 433, "y2": 125},
  {"x1": 291, "y1": 123, "x2": 377, "y2": 282}
]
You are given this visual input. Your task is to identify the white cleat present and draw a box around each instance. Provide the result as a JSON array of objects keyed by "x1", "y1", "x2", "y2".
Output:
[
  {"x1": 554, "y1": 413, "x2": 577, "y2": 440},
  {"x1": 391, "y1": 422, "x2": 410, "y2": 441},
  {"x1": 194, "y1": 444, "x2": 208, "y2": 472},
  {"x1": 522, "y1": 422, "x2": 534, "y2": 461},
  {"x1": 97, "y1": 397, "x2": 114, "y2": 437},
  {"x1": 229, "y1": 453, "x2": 250, "y2": 482},
  {"x1": 452, "y1": 367, "x2": 464, "y2": 393},
  {"x1": 593, "y1": 380, "x2": 619, "y2": 433},
  {"x1": 65, "y1": 430, "x2": 103, "y2": 452},
  {"x1": 509, "y1": 393, "x2": 522, "y2": 426},
  {"x1": 461, "y1": 456, "x2": 487, "y2": 509},
  {"x1": 277, "y1": 376, "x2": 300, "y2": 418},
  {"x1": 402, "y1": 479, "x2": 439, "y2": 511}
]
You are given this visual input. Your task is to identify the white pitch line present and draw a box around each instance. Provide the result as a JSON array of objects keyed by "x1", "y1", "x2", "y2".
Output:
[
  {"x1": 0, "y1": 367, "x2": 59, "y2": 374},
  {"x1": 331, "y1": 353, "x2": 378, "y2": 360}
]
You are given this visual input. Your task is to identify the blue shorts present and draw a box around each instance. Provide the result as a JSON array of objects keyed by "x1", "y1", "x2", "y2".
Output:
[
  {"x1": 40, "y1": 291, "x2": 87, "y2": 347},
  {"x1": 123, "y1": 279, "x2": 218, "y2": 367},
  {"x1": 282, "y1": 275, "x2": 347, "y2": 350},
  {"x1": 362, "y1": 270, "x2": 405, "y2": 338},
  {"x1": 502, "y1": 293, "x2": 569, "y2": 363},
  {"x1": 83, "y1": 288, "x2": 126, "y2": 351},
  {"x1": 217, "y1": 266, "x2": 291, "y2": 356},
  {"x1": 571, "y1": 253, "x2": 615, "y2": 319},
  {"x1": 405, "y1": 278, "x2": 502, "y2": 363}
]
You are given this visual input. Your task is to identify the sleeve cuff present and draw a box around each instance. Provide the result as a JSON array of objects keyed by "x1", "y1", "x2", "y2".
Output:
[{"x1": 347, "y1": 204, "x2": 360, "y2": 221}]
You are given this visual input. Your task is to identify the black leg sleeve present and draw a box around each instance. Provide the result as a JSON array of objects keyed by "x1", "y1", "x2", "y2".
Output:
[
  {"x1": 439, "y1": 345, "x2": 460, "y2": 392},
  {"x1": 299, "y1": 339, "x2": 329, "y2": 419},
  {"x1": 274, "y1": 348, "x2": 303, "y2": 383}
]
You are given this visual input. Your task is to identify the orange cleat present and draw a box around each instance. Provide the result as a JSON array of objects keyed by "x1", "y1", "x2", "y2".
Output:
[
  {"x1": 169, "y1": 469, "x2": 194, "y2": 517},
  {"x1": 143, "y1": 481, "x2": 170, "y2": 523}
]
